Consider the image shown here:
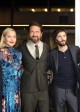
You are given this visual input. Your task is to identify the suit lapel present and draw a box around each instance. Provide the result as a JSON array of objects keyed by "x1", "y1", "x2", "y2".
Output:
[
  {"x1": 53, "y1": 49, "x2": 58, "y2": 72},
  {"x1": 24, "y1": 44, "x2": 36, "y2": 61},
  {"x1": 39, "y1": 43, "x2": 47, "y2": 61},
  {"x1": 68, "y1": 45, "x2": 76, "y2": 64}
]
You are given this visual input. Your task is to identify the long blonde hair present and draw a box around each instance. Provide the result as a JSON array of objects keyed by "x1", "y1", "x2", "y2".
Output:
[{"x1": 0, "y1": 28, "x2": 16, "y2": 48}]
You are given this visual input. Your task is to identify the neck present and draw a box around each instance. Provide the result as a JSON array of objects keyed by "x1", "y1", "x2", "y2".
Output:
[{"x1": 58, "y1": 45, "x2": 68, "y2": 52}]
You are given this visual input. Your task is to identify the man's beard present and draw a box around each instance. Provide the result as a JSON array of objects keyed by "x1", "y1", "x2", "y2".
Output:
[
  {"x1": 30, "y1": 36, "x2": 41, "y2": 43},
  {"x1": 57, "y1": 40, "x2": 67, "y2": 46}
]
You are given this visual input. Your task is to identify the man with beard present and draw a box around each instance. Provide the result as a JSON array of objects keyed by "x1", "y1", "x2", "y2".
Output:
[
  {"x1": 48, "y1": 28, "x2": 80, "y2": 112},
  {"x1": 19, "y1": 21, "x2": 49, "y2": 112}
]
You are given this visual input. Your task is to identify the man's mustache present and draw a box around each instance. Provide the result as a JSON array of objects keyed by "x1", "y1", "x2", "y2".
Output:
[
  {"x1": 60, "y1": 40, "x2": 66, "y2": 42},
  {"x1": 32, "y1": 36, "x2": 38, "y2": 38}
]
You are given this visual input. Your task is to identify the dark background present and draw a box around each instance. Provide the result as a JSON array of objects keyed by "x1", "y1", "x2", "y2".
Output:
[{"x1": 0, "y1": 0, "x2": 75, "y2": 8}]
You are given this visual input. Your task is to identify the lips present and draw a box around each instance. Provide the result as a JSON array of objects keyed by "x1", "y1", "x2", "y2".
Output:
[{"x1": 10, "y1": 42, "x2": 14, "y2": 44}]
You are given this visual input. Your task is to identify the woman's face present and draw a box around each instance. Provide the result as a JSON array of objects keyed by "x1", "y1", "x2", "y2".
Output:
[{"x1": 4, "y1": 30, "x2": 16, "y2": 47}]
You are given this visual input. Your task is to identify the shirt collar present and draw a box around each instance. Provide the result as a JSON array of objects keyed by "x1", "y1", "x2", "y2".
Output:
[{"x1": 27, "y1": 40, "x2": 43, "y2": 48}]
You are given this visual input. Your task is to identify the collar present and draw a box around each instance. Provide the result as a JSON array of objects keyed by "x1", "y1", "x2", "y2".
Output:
[{"x1": 27, "y1": 40, "x2": 43, "y2": 48}]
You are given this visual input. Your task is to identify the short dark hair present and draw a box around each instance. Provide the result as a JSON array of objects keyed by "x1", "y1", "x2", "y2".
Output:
[
  {"x1": 53, "y1": 28, "x2": 67, "y2": 40},
  {"x1": 28, "y1": 21, "x2": 43, "y2": 32}
]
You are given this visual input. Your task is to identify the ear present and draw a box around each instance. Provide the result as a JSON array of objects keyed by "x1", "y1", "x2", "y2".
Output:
[
  {"x1": 41, "y1": 32, "x2": 43, "y2": 36},
  {"x1": 40, "y1": 32, "x2": 43, "y2": 39}
]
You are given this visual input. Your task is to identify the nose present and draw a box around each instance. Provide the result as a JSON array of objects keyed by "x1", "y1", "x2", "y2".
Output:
[
  {"x1": 61, "y1": 36, "x2": 63, "y2": 40},
  {"x1": 33, "y1": 32, "x2": 37, "y2": 36}
]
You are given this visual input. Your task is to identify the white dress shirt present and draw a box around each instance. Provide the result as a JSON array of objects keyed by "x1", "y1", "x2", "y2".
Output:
[{"x1": 26, "y1": 41, "x2": 43, "y2": 59}]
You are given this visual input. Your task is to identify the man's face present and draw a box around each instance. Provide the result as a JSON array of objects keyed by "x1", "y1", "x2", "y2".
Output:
[
  {"x1": 29, "y1": 25, "x2": 42, "y2": 43},
  {"x1": 55, "y1": 31, "x2": 67, "y2": 46}
]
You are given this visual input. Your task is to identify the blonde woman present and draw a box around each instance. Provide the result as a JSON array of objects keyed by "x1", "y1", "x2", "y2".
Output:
[{"x1": 0, "y1": 28, "x2": 22, "y2": 112}]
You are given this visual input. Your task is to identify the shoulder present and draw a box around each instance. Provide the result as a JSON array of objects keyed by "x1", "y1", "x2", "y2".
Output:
[
  {"x1": 48, "y1": 47, "x2": 58, "y2": 58},
  {"x1": 13, "y1": 48, "x2": 22, "y2": 60},
  {"x1": 18, "y1": 43, "x2": 26, "y2": 51},
  {"x1": 50, "y1": 47, "x2": 58, "y2": 53},
  {"x1": 43, "y1": 42, "x2": 50, "y2": 50},
  {"x1": 68, "y1": 45, "x2": 79, "y2": 50},
  {"x1": 13, "y1": 48, "x2": 22, "y2": 55}
]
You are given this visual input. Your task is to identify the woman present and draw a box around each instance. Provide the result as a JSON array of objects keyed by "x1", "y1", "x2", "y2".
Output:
[{"x1": 0, "y1": 28, "x2": 22, "y2": 112}]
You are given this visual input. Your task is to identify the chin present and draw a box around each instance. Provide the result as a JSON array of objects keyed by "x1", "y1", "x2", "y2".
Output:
[
  {"x1": 60, "y1": 42, "x2": 66, "y2": 46},
  {"x1": 33, "y1": 40, "x2": 39, "y2": 43},
  {"x1": 8, "y1": 45, "x2": 14, "y2": 47}
]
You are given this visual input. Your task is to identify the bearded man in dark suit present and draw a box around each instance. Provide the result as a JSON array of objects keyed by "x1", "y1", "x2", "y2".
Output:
[
  {"x1": 48, "y1": 28, "x2": 80, "y2": 112},
  {"x1": 19, "y1": 21, "x2": 50, "y2": 112}
]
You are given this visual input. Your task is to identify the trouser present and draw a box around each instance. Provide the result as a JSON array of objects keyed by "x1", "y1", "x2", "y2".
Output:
[
  {"x1": 78, "y1": 88, "x2": 80, "y2": 112},
  {"x1": 21, "y1": 91, "x2": 49, "y2": 112},
  {"x1": 51, "y1": 86, "x2": 78, "y2": 112}
]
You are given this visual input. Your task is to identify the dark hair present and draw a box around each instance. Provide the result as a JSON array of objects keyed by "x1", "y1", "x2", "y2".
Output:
[
  {"x1": 53, "y1": 28, "x2": 67, "y2": 40},
  {"x1": 28, "y1": 21, "x2": 43, "y2": 32}
]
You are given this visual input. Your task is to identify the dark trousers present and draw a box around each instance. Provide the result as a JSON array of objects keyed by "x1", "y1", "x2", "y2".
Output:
[
  {"x1": 50, "y1": 86, "x2": 78, "y2": 112},
  {"x1": 21, "y1": 91, "x2": 49, "y2": 112},
  {"x1": 78, "y1": 88, "x2": 80, "y2": 112}
]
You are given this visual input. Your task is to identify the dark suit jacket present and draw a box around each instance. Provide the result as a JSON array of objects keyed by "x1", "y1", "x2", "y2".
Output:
[
  {"x1": 19, "y1": 42, "x2": 49, "y2": 93},
  {"x1": 48, "y1": 45, "x2": 80, "y2": 96}
]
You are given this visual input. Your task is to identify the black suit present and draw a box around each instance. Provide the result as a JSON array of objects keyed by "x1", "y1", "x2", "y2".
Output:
[
  {"x1": 48, "y1": 45, "x2": 80, "y2": 112},
  {"x1": 19, "y1": 42, "x2": 49, "y2": 112}
]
